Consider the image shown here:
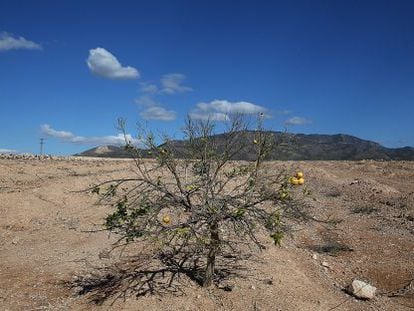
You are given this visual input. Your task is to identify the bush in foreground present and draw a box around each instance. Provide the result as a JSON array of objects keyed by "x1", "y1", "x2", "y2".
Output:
[{"x1": 91, "y1": 115, "x2": 308, "y2": 290}]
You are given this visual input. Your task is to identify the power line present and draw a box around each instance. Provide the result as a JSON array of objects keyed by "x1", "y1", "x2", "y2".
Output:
[{"x1": 40, "y1": 138, "x2": 45, "y2": 155}]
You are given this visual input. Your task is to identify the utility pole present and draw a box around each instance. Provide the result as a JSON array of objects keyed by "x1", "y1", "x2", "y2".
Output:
[{"x1": 40, "y1": 138, "x2": 45, "y2": 155}]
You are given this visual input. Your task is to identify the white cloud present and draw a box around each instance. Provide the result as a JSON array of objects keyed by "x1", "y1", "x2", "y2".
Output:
[
  {"x1": 160, "y1": 73, "x2": 192, "y2": 94},
  {"x1": 0, "y1": 148, "x2": 18, "y2": 154},
  {"x1": 135, "y1": 73, "x2": 191, "y2": 121},
  {"x1": 189, "y1": 111, "x2": 230, "y2": 121},
  {"x1": 139, "y1": 74, "x2": 193, "y2": 95},
  {"x1": 135, "y1": 95, "x2": 177, "y2": 121},
  {"x1": 140, "y1": 106, "x2": 176, "y2": 121},
  {"x1": 87, "y1": 47, "x2": 139, "y2": 79},
  {"x1": 135, "y1": 95, "x2": 159, "y2": 107},
  {"x1": 0, "y1": 32, "x2": 42, "y2": 51},
  {"x1": 284, "y1": 116, "x2": 311, "y2": 126},
  {"x1": 139, "y1": 82, "x2": 158, "y2": 94},
  {"x1": 40, "y1": 124, "x2": 140, "y2": 146},
  {"x1": 275, "y1": 109, "x2": 292, "y2": 116},
  {"x1": 189, "y1": 99, "x2": 268, "y2": 121}
]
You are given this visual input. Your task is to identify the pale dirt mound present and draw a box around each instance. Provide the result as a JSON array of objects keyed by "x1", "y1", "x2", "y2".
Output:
[{"x1": 0, "y1": 159, "x2": 413, "y2": 310}]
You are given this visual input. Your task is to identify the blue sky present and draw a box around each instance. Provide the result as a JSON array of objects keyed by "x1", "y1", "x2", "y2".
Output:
[{"x1": 1, "y1": 0, "x2": 413, "y2": 155}]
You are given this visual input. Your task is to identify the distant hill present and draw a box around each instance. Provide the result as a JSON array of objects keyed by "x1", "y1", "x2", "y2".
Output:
[
  {"x1": 74, "y1": 145, "x2": 151, "y2": 159},
  {"x1": 74, "y1": 131, "x2": 414, "y2": 161}
]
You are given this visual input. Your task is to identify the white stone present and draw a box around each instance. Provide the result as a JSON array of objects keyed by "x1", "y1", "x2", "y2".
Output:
[
  {"x1": 349, "y1": 279, "x2": 376, "y2": 299},
  {"x1": 321, "y1": 261, "x2": 330, "y2": 268}
]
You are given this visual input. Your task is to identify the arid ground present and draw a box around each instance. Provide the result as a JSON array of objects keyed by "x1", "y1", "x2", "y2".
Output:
[{"x1": 0, "y1": 158, "x2": 413, "y2": 310}]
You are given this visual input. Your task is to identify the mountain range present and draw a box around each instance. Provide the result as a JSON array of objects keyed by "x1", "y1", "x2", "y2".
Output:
[{"x1": 75, "y1": 131, "x2": 414, "y2": 161}]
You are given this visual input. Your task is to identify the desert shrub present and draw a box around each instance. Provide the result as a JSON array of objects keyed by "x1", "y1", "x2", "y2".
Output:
[{"x1": 92, "y1": 114, "x2": 307, "y2": 287}]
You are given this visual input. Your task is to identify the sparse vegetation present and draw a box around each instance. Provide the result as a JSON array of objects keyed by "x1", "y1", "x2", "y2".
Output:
[{"x1": 91, "y1": 115, "x2": 308, "y2": 288}]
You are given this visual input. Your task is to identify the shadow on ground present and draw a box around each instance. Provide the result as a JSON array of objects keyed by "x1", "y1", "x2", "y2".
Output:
[{"x1": 67, "y1": 250, "x2": 251, "y2": 306}]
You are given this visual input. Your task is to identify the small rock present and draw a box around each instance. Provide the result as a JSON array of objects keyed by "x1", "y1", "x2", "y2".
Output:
[
  {"x1": 250, "y1": 285, "x2": 256, "y2": 290},
  {"x1": 72, "y1": 286, "x2": 83, "y2": 294},
  {"x1": 98, "y1": 250, "x2": 111, "y2": 259},
  {"x1": 312, "y1": 253, "x2": 318, "y2": 260},
  {"x1": 321, "y1": 261, "x2": 330, "y2": 268},
  {"x1": 218, "y1": 282, "x2": 235, "y2": 291},
  {"x1": 348, "y1": 279, "x2": 376, "y2": 299},
  {"x1": 263, "y1": 278, "x2": 273, "y2": 285}
]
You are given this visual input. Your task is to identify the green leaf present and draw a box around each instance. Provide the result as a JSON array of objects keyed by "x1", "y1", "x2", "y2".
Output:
[{"x1": 270, "y1": 232, "x2": 284, "y2": 246}]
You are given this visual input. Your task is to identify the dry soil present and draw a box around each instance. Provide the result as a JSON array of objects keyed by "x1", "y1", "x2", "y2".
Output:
[{"x1": 0, "y1": 158, "x2": 413, "y2": 310}]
